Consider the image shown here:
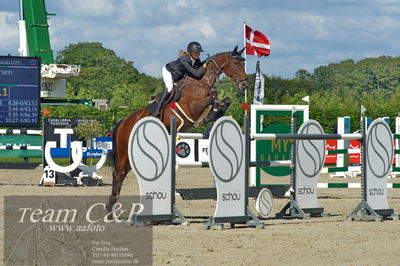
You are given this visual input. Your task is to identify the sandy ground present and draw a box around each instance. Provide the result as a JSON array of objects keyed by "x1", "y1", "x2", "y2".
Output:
[{"x1": 0, "y1": 167, "x2": 400, "y2": 265}]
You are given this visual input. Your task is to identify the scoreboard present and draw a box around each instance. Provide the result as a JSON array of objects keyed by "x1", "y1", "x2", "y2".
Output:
[{"x1": 0, "y1": 56, "x2": 41, "y2": 127}]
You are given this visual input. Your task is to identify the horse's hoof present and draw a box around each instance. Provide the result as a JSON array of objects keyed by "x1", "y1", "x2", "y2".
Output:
[
  {"x1": 223, "y1": 97, "x2": 232, "y2": 104},
  {"x1": 105, "y1": 203, "x2": 112, "y2": 214},
  {"x1": 106, "y1": 212, "x2": 114, "y2": 221}
]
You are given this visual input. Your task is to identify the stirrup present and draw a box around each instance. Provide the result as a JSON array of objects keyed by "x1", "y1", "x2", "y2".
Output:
[{"x1": 152, "y1": 109, "x2": 161, "y2": 117}]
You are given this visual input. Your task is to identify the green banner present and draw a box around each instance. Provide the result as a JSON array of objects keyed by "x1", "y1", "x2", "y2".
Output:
[
  {"x1": 256, "y1": 123, "x2": 292, "y2": 176},
  {"x1": 0, "y1": 135, "x2": 42, "y2": 158},
  {"x1": 255, "y1": 110, "x2": 305, "y2": 183}
]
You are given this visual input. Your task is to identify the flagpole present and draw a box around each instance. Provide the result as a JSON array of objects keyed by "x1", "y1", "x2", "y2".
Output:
[
  {"x1": 243, "y1": 21, "x2": 248, "y2": 115},
  {"x1": 243, "y1": 21, "x2": 247, "y2": 73}
]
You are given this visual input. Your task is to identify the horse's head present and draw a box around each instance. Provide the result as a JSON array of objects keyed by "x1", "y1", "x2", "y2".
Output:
[{"x1": 223, "y1": 46, "x2": 248, "y2": 90}]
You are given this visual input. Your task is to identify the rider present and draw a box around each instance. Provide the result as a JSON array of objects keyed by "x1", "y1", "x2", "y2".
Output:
[{"x1": 153, "y1": 41, "x2": 211, "y2": 117}]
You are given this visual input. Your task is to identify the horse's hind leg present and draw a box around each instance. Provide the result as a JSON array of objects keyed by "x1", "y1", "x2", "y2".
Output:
[
  {"x1": 106, "y1": 158, "x2": 129, "y2": 212},
  {"x1": 106, "y1": 171, "x2": 125, "y2": 212}
]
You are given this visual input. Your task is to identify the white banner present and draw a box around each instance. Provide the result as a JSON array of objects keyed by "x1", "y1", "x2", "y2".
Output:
[{"x1": 253, "y1": 61, "x2": 265, "y2": 105}]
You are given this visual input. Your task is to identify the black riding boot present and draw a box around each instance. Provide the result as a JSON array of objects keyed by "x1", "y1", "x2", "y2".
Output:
[{"x1": 153, "y1": 91, "x2": 170, "y2": 117}]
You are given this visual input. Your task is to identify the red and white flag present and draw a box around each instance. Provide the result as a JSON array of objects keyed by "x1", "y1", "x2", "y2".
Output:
[{"x1": 245, "y1": 25, "x2": 270, "y2": 56}]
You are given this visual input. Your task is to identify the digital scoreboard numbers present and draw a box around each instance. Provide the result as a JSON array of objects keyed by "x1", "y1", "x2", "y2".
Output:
[{"x1": 0, "y1": 56, "x2": 41, "y2": 127}]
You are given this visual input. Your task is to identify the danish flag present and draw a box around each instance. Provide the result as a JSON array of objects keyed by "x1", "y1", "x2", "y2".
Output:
[{"x1": 245, "y1": 25, "x2": 270, "y2": 57}]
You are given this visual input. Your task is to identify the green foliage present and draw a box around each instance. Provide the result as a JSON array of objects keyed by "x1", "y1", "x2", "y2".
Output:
[
  {"x1": 250, "y1": 56, "x2": 400, "y2": 132},
  {"x1": 295, "y1": 69, "x2": 312, "y2": 79},
  {"x1": 51, "y1": 41, "x2": 400, "y2": 133},
  {"x1": 74, "y1": 120, "x2": 105, "y2": 166},
  {"x1": 47, "y1": 42, "x2": 166, "y2": 130},
  {"x1": 110, "y1": 82, "x2": 162, "y2": 111},
  {"x1": 215, "y1": 79, "x2": 246, "y2": 125},
  {"x1": 74, "y1": 120, "x2": 105, "y2": 141},
  {"x1": 42, "y1": 105, "x2": 114, "y2": 131},
  {"x1": 56, "y1": 42, "x2": 157, "y2": 99}
]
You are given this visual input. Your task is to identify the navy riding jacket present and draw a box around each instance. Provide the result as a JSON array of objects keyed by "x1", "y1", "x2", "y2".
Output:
[{"x1": 166, "y1": 55, "x2": 206, "y2": 82}]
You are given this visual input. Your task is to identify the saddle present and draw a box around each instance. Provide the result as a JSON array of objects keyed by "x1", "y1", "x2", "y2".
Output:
[{"x1": 147, "y1": 79, "x2": 186, "y2": 115}]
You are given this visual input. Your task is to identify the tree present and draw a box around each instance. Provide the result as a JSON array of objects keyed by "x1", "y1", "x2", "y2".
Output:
[
  {"x1": 55, "y1": 42, "x2": 151, "y2": 99},
  {"x1": 42, "y1": 104, "x2": 114, "y2": 131},
  {"x1": 295, "y1": 69, "x2": 312, "y2": 80},
  {"x1": 110, "y1": 83, "x2": 152, "y2": 112},
  {"x1": 74, "y1": 120, "x2": 105, "y2": 166},
  {"x1": 52, "y1": 41, "x2": 400, "y2": 133}
]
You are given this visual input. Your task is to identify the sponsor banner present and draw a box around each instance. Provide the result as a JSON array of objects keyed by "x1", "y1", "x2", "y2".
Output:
[
  {"x1": 0, "y1": 135, "x2": 42, "y2": 158},
  {"x1": 49, "y1": 137, "x2": 112, "y2": 158},
  {"x1": 325, "y1": 139, "x2": 337, "y2": 164},
  {"x1": 349, "y1": 139, "x2": 361, "y2": 164},
  {"x1": 175, "y1": 139, "x2": 209, "y2": 163},
  {"x1": 43, "y1": 118, "x2": 105, "y2": 181}
]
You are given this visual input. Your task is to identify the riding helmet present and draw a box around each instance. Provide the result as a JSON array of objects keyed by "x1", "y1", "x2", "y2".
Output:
[{"x1": 187, "y1": 41, "x2": 204, "y2": 53}]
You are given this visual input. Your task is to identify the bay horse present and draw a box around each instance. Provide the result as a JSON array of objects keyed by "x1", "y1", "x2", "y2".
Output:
[{"x1": 106, "y1": 46, "x2": 248, "y2": 211}]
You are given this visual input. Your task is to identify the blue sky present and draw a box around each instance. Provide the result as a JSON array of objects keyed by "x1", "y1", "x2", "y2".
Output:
[{"x1": 1, "y1": 0, "x2": 400, "y2": 78}]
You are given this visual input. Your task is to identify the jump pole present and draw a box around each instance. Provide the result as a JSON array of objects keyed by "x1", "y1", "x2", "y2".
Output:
[{"x1": 250, "y1": 109, "x2": 397, "y2": 221}]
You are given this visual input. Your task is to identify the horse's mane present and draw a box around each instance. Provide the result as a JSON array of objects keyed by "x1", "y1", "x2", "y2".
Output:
[{"x1": 210, "y1": 51, "x2": 230, "y2": 58}]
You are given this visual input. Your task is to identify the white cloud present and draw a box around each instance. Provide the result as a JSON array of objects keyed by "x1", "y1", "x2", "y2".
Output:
[
  {"x1": 142, "y1": 60, "x2": 163, "y2": 77},
  {"x1": 371, "y1": 16, "x2": 400, "y2": 32},
  {"x1": 295, "y1": 13, "x2": 333, "y2": 39},
  {"x1": 1, "y1": 0, "x2": 400, "y2": 78},
  {"x1": 196, "y1": 18, "x2": 216, "y2": 39},
  {"x1": 60, "y1": 0, "x2": 117, "y2": 18},
  {"x1": 379, "y1": 5, "x2": 400, "y2": 14},
  {"x1": 0, "y1": 11, "x2": 19, "y2": 53}
]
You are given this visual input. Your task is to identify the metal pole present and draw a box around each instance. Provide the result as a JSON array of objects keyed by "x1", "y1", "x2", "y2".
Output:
[
  {"x1": 361, "y1": 115, "x2": 367, "y2": 205},
  {"x1": 249, "y1": 160, "x2": 292, "y2": 167},
  {"x1": 243, "y1": 21, "x2": 247, "y2": 73},
  {"x1": 291, "y1": 115, "x2": 298, "y2": 203},
  {"x1": 19, "y1": 0, "x2": 23, "y2": 20},
  {"x1": 243, "y1": 21, "x2": 248, "y2": 116},
  {"x1": 244, "y1": 114, "x2": 250, "y2": 214},
  {"x1": 251, "y1": 133, "x2": 363, "y2": 141},
  {"x1": 178, "y1": 162, "x2": 209, "y2": 168},
  {"x1": 170, "y1": 115, "x2": 176, "y2": 209},
  {"x1": 176, "y1": 133, "x2": 207, "y2": 139}
]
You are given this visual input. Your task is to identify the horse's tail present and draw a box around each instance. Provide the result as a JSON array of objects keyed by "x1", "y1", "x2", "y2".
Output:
[{"x1": 107, "y1": 119, "x2": 123, "y2": 172}]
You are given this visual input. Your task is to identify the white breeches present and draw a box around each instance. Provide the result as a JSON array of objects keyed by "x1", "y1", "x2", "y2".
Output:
[{"x1": 162, "y1": 65, "x2": 174, "y2": 92}]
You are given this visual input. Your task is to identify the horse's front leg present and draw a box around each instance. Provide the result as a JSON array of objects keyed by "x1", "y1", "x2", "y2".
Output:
[
  {"x1": 203, "y1": 97, "x2": 232, "y2": 124},
  {"x1": 219, "y1": 97, "x2": 232, "y2": 114}
]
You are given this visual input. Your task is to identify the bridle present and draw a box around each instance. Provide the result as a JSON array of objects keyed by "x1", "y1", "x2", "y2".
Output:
[
  {"x1": 205, "y1": 52, "x2": 248, "y2": 88},
  {"x1": 172, "y1": 51, "x2": 248, "y2": 127}
]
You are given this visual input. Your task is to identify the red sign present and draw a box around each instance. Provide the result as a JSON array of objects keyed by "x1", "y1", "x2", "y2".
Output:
[
  {"x1": 349, "y1": 140, "x2": 361, "y2": 164},
  {"x1": 325, "y1": 140, "x2": 337, "y2": 164}
]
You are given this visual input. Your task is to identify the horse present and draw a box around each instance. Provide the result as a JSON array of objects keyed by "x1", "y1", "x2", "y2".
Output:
[{"x1": 106, "y1": 46, "x2": 249, "y2": 211}]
